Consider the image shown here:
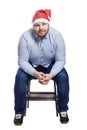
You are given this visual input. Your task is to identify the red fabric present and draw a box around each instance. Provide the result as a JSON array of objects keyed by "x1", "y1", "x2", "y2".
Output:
[{"x1": 32, "y1": 9, "x2": 51, "y2": 22}]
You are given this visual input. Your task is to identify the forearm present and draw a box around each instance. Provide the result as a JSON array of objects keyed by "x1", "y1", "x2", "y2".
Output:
[
  {"x1": 51, "y1": 60, "x2": 65, "y2": 75},
  {"x1": 49, "y1": 72, "x2": 55, "y2": 79},
  {"x1": 18, "y1": 61, "x2": 36, "y2": 76}
]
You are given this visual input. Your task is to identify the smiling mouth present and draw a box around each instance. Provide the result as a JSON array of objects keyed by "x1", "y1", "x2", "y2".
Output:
[
  {"x1": 39, "y1": 32, "x2": 44, "y2": 34},
  {"x1": 38, "y1": 30, "x2": 45, "y2": 33}
]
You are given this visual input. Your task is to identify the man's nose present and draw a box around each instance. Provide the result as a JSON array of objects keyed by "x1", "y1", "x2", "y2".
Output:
[{"x1": 39, "y1": 25, "x2": 43, "y2": 30}]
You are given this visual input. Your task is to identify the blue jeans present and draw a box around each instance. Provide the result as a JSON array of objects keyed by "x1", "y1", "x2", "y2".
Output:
[{"x1": 14, "y1": 63, "x2": 69, "y2": 114}]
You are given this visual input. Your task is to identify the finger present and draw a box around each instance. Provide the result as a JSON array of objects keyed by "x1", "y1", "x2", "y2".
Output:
[{"x1": 39, "y1": 72, "x2": 45, "y2": 75}]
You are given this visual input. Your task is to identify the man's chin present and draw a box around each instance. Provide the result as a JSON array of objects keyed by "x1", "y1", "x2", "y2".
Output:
[{"x1": 38, "y1": 33, "x2": 46, "y2": 38}]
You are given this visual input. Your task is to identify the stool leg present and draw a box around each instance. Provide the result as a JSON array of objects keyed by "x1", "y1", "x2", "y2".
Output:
[
  {"x1": 54, "y1": 82, "x2": 58, "y2": 116},
  {"x1": 55, "y1": 98, "x2": 58, "y2": 116},
  {"x1": 26, "y1": 81, "x2": 31, "y2": 108},
  {"x1": 26, "y1": 100, "x2": 29, "y2": 108}
]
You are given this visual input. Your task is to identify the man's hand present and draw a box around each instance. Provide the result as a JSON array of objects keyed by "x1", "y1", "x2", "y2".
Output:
[
  {"x1": 39, "y1": 73, "x2": 55, "y2": 85},
  {"x1": 33, "y1": 71, "x2": 45, "y2": 81},
  {"x1": 33, "y1": 71, "x2": 55, "y2": 85}
]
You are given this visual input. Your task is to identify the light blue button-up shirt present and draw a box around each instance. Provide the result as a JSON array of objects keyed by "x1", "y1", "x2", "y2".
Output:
[{"x1": 18, "y1": 27, "x2": 66, "y2": 76}]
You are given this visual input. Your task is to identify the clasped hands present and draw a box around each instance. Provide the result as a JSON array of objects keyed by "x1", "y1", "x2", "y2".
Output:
[{"x1": 33, "y1": 71, "x2": 55, "y2": 85}]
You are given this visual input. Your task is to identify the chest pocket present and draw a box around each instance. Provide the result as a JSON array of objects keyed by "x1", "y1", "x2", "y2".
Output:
[{"x1": 44, "y1": 46, "x2": 55, "y2": 58}]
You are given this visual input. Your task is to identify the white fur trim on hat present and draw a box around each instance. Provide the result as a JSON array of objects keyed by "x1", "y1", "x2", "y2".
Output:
[{"x1": 32, "y1": 18, "x2": 49, "y2": 25}]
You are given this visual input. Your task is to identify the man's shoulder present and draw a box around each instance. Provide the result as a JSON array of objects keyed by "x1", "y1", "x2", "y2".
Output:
[
  {"x1": 49, "y1": 27, "x2": 62, "y2": 37},
  {"x1": 21, "y1": 28, "x2": 33, "y2": 39},
  {"x1": 22, "y1": 28, "x2": 33, "y2": 35}
]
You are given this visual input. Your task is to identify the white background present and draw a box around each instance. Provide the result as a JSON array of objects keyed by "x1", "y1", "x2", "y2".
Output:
[{"x1": 0, "y1": 0, "x2": 87, "y2": 129}]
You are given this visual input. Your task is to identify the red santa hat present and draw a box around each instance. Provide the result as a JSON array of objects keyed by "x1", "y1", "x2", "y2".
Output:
[{"x1": 32, "y1": 9, "x2": 51, "y2": 25}]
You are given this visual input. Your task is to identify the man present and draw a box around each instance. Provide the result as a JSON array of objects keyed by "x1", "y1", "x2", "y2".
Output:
[{"x1": 14, "y1": 9, "x2": 70, "y2": 125}]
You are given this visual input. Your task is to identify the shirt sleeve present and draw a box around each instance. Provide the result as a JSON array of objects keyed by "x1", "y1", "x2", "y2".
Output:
[
  {"x1": 18, "y1": 35, "x2": 36, "y2": 76},
  {"x1": 50, "y1": 32, "x2": 66, "y2": 75}
]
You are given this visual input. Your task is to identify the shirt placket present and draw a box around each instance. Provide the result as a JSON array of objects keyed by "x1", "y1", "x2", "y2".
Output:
[{"x1": 40, "y1": 40, "x2": 44, "y2": 66}]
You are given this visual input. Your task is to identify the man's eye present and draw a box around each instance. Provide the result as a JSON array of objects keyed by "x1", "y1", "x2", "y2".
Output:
[{"x1": 43, "y1": 23, "x2": 46, "y2": 25}]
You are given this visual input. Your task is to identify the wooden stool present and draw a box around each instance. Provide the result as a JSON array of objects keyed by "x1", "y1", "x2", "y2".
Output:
[{"x1": 26, "y1": 80, "x2": 58, "y2": 116}]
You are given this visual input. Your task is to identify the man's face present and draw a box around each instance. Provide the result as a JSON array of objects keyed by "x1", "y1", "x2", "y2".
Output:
[{"x1": 33, "y1": 22, "x2": 49, "y2": 38}]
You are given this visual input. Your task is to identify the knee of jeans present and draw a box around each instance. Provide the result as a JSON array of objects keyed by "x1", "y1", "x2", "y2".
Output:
[
  {"x1": 16, "y1": 69, "x2": 28, "y2": 82},
  {"x1": 62, "y1": 72, "x2": 69, "y2": 81},
  {"x1": 59, "y1": 69, "x2": 69, "y2": 82},
  {"x1": 55, "y1": 73, "x2": 68, "y2": 83}
]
